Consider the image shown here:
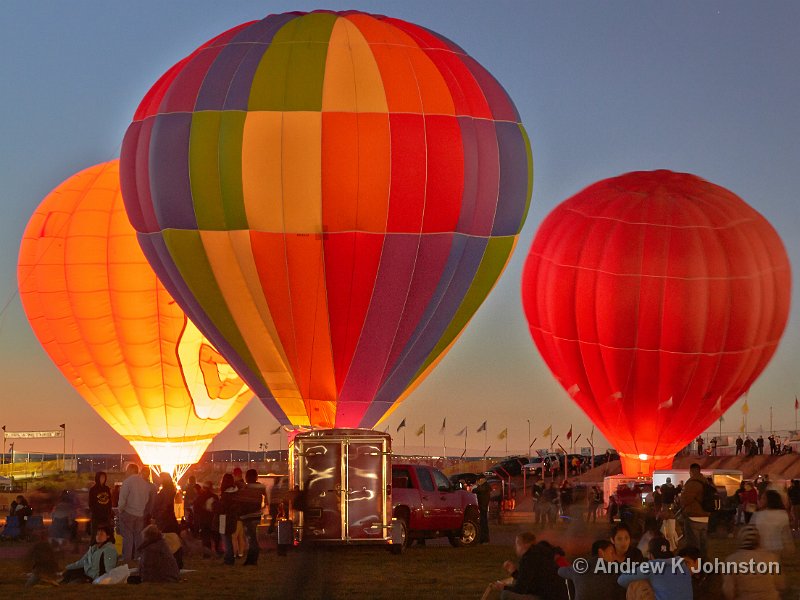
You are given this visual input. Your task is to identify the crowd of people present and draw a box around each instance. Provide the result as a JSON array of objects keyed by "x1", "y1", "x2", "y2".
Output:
[
  {"x1": 483, "y1": 463, "x2": 797, "y2": 599},
  {"x1": 12, "y1": 462, "x2": 270, "y2": 586}
]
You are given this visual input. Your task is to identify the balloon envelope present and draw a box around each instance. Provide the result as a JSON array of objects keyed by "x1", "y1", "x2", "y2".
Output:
[
  {"x1": 18, "y1": 161, "x2": 252, "y2": 472},
  {"x1": 522, "y1": 170, "x2": 791, "y2": 475},
  {"x1": 120, "y1": 11, "x2": 532, "y2": 428}
]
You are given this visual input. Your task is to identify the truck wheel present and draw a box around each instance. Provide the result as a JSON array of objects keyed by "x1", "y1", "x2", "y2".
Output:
[
  {"x1": 390, "y1": 518, "x2": 408, "y2": 555},
  {"x1": 449, "y1": 517, "x2": 479, "y2": 547}
]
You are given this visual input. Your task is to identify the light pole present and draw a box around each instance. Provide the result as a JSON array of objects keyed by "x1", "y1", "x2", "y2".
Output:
[{"x1": 527, "y1": 420, "x2": 531, "y2": 458}]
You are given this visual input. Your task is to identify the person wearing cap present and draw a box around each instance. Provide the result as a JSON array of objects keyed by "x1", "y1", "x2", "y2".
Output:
[{"x1": 721, "y1": 525, "x2": 783, "y2": 599}]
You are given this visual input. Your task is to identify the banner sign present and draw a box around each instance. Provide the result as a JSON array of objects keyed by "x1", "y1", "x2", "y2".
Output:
[
  {"x1": 580, "y1": 447, "x2": 592, "y2": 456},
  {"x1": 4, "y1": 430, "x2": 64, "y2": 439}
]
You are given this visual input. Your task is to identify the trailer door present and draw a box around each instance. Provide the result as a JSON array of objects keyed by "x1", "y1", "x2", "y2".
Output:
[
  {"x1": 301, "y1": 440, "x2": 343, "y2": 540},
  {"x1": 346, "y1": 438, "x2": 386, "y2": 540}
]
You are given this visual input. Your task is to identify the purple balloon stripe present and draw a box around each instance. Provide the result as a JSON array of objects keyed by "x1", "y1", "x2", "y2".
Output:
[
  {"x1": 460, "y1": 55, "x2": 519, "y2": 123},
  {"x1": 148, "y1": 113, "x2": 197, "y2": 230},
  {"x1": 334, "y1": 235, "x2": 421, "y2": 426},
  {"x1": 377, "y1": 234, "x2": 454, "y2": 390},
  {"x1": 365, "y1": 235, "x2": 489, "y2": 422},
  {"x1": 491, "y1": 122, "x2": 530, "y2": 236},
  {"x1": 222, "y1": 13, "x2": 299, "y2": 111}
]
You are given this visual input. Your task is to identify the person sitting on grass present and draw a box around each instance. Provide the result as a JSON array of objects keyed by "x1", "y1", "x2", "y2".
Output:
[
  {"x1": 557, "y1": 539, "x2": 625, "y2": 600},
  {"x1": 617, "y1": 535, "x2": 693, "y2": 600},
  {"x1": 60, "y1": 525, "x2": 118, "y2": 584},
  {"x1": 25, "y1": 541, "x2": 60, "y2": 587},
  {"x1": 127, "y1": 524, "x2": 180, "y2": 584},
  {"x1": 484, "y1": 531, "x2": 568, "y2": 600}
]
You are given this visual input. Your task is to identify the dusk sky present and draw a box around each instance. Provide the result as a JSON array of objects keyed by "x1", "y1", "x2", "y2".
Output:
[{"x1": 1, "y1": 1, "x2": 798, "y2": 458}]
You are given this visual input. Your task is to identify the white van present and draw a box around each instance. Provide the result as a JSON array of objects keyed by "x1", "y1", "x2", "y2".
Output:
[{"x1": 653, "y1": 469, "x2": 742, "y2": 497}]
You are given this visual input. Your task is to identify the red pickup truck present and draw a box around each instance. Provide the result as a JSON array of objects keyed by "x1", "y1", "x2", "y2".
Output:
[{"x1": 391, "y1": 464, "x2": 480, "y2": 549}]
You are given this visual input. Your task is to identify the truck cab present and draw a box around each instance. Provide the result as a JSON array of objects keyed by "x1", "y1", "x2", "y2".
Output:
[{"x1": 391, "y1": 463, "x2": 480, "y2": 548}]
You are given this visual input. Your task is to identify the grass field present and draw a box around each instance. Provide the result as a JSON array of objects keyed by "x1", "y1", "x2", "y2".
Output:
[{"x1": 1, "y1": 522, "x2": 798, "y2": 599}]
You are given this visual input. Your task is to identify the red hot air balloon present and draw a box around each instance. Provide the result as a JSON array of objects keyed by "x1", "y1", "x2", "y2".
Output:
[
  {"x1": 522, "y1": 171, "x2": 791, "y2": 475},
  {"x1": 120, "y1": 11, "x2": 532, "y2": 429}
]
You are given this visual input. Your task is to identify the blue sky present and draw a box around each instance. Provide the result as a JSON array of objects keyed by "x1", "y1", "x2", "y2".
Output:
[{"x1": 0, "y1": 1, "x2": 798, "y2": 456}]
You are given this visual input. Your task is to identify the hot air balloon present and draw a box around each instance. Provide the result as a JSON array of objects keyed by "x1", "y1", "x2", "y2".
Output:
[
  {"x1": 18, "y1": 161, "x2": 252, "y2": 479},
  {"x1": 120, "y1": 11, "x2": 532, "y2": 428},
  {"x1": 522, "y1": 170, "x2": 791, "y2": 475}
]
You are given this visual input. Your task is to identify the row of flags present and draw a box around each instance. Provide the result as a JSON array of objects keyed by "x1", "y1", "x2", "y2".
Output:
[
  {"x1": 242, "y1": 396, "x2": 800, "y2": 439},
  {"x1": 393, "y1": 419, "x2": 579, "y2": 441}
]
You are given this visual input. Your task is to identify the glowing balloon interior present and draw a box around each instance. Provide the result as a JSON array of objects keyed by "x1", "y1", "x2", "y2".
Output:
[
  {"x1": 522, "y1": 171, "x2": 791, "y2": 475},
  {"x1": 120, "y1": 11, "x2": 532, "y2": 429},
  {"x1": 18, "y1": 161, "x2": 253, "y2": 478}
]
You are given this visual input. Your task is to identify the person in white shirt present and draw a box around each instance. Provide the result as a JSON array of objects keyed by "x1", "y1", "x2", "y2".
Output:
[
  {"x1": 750, "y1": 490, "x2": 792, "y2": 557},
  {"x1": 118, "y1": 463, "x2": 153, "y2": 562}
]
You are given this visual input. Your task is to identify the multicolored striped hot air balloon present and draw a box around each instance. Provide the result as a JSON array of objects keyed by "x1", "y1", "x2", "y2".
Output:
[
  {"x1": 120, "y1": 11, "x2": 532, "y2": 429},
  {"x1": 18, "y1": 161, "x2": 252, "y2": 479}
]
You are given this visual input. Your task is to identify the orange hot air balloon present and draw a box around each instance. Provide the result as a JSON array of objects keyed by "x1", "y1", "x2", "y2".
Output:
[{"x1": 17, "y1": 161, "x2": 252, "y2": 478}]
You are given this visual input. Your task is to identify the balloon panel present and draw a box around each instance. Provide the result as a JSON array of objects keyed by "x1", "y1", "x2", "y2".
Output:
[
  {"x1": 522, "y1": 171, "x2": 791, "y2": 475},
  {"x1": 120, "y1": 11, "x2": 532, "y2": 428},
  {"x1": 18, "y1": 161, "x2": 252, "y2": 466}
]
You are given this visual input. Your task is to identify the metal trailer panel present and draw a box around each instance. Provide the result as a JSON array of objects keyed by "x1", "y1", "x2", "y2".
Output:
[{"x1": 290, "y1": 428, "x2": 392, "y2": 544}]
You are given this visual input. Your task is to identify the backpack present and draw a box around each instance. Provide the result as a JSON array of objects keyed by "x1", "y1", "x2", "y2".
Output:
[{"x1": 701, "y1": 482, "x2": 718, "y2": 512}]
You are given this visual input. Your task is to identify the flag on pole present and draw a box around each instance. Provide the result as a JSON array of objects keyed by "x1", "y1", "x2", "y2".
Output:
[
  {"x1": 477, "y1": 421, "x2": 487, "y2": 433},
  {"x1": 566, "y1": 426, "x2": 572, "y2": 440},
  {"x1": 742, "y1": 402, "x2": 749, "y2": 415},
  {"x1": 795, "y1": 397, "x2": 798, "y2": 410},
  {"x1": 396, "y1": 419, "x2": 407, "y2": 432},
  {"x1": 238, "y1": 426, "x2": 250, "y2": 435},
  {"x1": 270, "y1": 425, "x2": 282, "y2": 435},
  {"x1": 739, "y1": 419, "x2": 746, "y2": 433},
  {"x1": 498, "y1": 428, "x2": 508, "y2": 440},
  {"x1": 416, "y1": 424, "x2": 425, "y2": 437},
  {"x1": 439, "y1": 418, "x2": 446, "y2": 434},
  {"x1": 456, "y1": 427, "x2": 467, "y2": 437},
  {"x1": 543, "y1": 425, "x2": 552, "y2": 437}
]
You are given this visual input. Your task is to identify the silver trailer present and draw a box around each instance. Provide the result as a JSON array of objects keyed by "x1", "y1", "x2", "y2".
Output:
[{"x1": 288, "y1": 428, "x2": 399, "y2": 547}]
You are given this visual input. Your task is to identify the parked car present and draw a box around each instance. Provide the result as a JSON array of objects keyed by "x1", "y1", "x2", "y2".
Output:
[
  {"x1": 593, "y1": 451, "x2": 620, "y2": 467},
  {"x1": 487, "y1": 456, "x2": 528, "y2": 477},
  {"x1": 522, "y1": 453, "x2": 562, "y2": 476}
]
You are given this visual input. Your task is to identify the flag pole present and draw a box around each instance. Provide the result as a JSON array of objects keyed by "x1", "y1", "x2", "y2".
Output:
[{"x1": 505, "y1": 430, "x2": 508, "y2": 455}]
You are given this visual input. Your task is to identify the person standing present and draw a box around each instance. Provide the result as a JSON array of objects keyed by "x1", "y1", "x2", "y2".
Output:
[
  {"x1": 238, "y1": 469, "x2": 267, "y2": 565},
  {"x1": 696, "y1": 436, "x2": 704, "y2": 456},
  {"x1": 757, "y1": 435, "x2": 765, "y2": 455},
  {"x1": 474, "y1": 476, "x2": 491, "y2": 543},
  {"x1": 88, "y1": 472, "x2": 113, "y2": 537},
  {"x1": 586, "y1": 485, "x2": 602, "y2": 523},
  {"x1": 152, "y1": 472, "x2": 180, "y2": 534},
  {"x1": 750, "y1": 490, "x2": 792, "y2": 556},
  {"x1": 230, "y1": 468, "x2": 247, "y2": 557},
  {"x1": 768, "y1": 435, "x2": 776, "y2": 455},
  {"x1": 679, "y1": 463, "x2": 711, "y2": 552},
  {"x1": 787, "y1": 480, "x2": 800, "y2": 530},
  {"x1": 710, "y1": 437, "x2": 718, "y2": 456},
  {"x1": 217, "y1": 473, "x2": 239, "y2": 565},
  {"x1": 118, "y1": 463, "x2": 152, "y2": 563},
  {"x1": 193, "y1": 481, "x2": 219, "y2": 556},
  {"x1": 735, "y1": 436, "x2": 743, "y2": 455}
]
